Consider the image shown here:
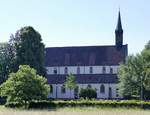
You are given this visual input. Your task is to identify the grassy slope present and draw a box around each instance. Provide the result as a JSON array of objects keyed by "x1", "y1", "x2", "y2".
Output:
[{"x1": 0, "y1": 106, "x2": 150, "y2": 115}]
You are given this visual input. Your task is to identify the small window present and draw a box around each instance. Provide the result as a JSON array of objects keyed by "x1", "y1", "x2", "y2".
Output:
[
  {"x1": 77, "y1": 67, "x2": 80, "y2": 74},
  {"x1": 53, "y1": 68, "x2": 57, "y2": 74},
  {"x1": 102, "y1": 67, "x2": 106, "y2": 74},
  {"x1": 61, "y1": 85, "x2": 66, "y2": 93},
  {"x1": 110, "y1": 67, "x2": 113, "y2": 74},
  {"x1": 100, "y1": 84, "x2": 105, "y2": 93},
  {"x1": 64, "y1": 67, "x2": 68, "y2": 74},
  {"x1": 89, "y1": 67, "x2": 93, "y2": 74},
  {"x1": 87, "y1": 84, "x2": 91, "y2": 88},
  {"x1": 50, "y1": 85, "x2": 53, "y2": 93}
]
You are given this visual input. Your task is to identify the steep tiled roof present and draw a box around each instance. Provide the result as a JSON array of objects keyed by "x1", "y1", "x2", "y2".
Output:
[
  {"x1": 46, "y1": 74, "x2": 118, "y2": 84},
  {"x1": 45, "y1": 45, "x2": 128, "y2": 66}
]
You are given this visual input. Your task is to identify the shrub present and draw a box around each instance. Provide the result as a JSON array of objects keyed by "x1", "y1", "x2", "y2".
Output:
[
  {"x1": 0, "y1": 65, "x2": 50, "y2": 107},
  {"x1": 79, "y1": 88, "x2": 97, "y2": 99}
]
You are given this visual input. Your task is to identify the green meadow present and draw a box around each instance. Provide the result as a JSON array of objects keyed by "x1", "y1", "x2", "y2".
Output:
[{"x1": 0, "y1": 106, "x2": 150, "y2": 115}]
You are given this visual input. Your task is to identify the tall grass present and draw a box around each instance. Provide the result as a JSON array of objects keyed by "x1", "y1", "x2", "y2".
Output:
[{"x1": 0, "y1": 107, "x2": 150, "y2": 115}]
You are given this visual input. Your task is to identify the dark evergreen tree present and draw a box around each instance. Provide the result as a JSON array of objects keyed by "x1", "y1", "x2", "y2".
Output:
[
  {"x1": 0, "y1": 43, "x2": 15, "y2": 84},
  {"x1": 10, "y1": 26, "x2": 46, "y2": 76}
]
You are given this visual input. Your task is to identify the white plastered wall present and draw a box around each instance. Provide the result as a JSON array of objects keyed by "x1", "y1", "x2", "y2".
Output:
[
  {"x1": 48, "y1": 83, "x2": 122, "y2": 99},
  {"x1": 46, "y1": 65, "x2": 119, "y2": 75}
]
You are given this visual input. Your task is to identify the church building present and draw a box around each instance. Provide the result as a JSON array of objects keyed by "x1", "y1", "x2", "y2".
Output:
[{"x1": 45, "y1": 11, "x2": 128, "y2": 99}]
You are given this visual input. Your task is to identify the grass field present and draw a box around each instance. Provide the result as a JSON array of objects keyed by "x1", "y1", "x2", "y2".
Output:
[{"x1": 0, "y1": 106, "x2": 150, "y2": 115}]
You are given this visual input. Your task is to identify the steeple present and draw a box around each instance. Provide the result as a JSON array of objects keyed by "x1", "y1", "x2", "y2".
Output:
[
  {"x1": 115, "y1": 10, "x2": 123, "y2": 49},
  {"x1": 116, "y1": 10, "x2": 122, "y2": 30}
]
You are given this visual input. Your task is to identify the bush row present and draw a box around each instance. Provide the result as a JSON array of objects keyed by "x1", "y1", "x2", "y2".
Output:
[{"x1": 28, "y1": 100, "x2": 150, "y2": 109}]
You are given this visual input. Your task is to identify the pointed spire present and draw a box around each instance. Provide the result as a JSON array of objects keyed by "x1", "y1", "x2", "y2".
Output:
[
  {"x1": 115, "y1": 10, "x2": 123, "y2": 49},
  {"x1": 116, "y1": 10, "x2": 123, "y2": 31}
]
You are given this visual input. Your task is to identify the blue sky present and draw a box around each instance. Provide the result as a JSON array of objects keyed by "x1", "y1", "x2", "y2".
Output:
[{"x1": 0, "y1": 0, "x2": 149, "y2": 54}]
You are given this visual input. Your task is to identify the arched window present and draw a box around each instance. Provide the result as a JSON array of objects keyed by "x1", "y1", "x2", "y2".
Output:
[
  {"x1": 50, "y1": 85, "x2": 53, "y2": 93},
  {"x1": 74, "y1": 86, "x2": 79, "y2": 99},
  {"x1": 110, "y1": 67, "x2": 113, "y2": 74},
  {"x1": 61, "y1": 85, "x2": 66, "y2": 93},
  {"x1": 102, "y1": 66, "x2": 106, "y2": 74},
  {"x1": 100, "y1": 84, "x2": 105, "y2": 93},
  {"x1": 64, "y1": 67, "x2": 68, "y2": 74},
  {"x1": 77, "y1": 67, "x2": 80, "y2": 74},
  {"x1": 116, "y1": 88, "x2": 119, "y2": 97},
  {"x1": 87, "y1": 84, "x2": 91, "y2": 88},
  {"x1": 89, "y1": 67, "x2": 93, "y2": 74}
]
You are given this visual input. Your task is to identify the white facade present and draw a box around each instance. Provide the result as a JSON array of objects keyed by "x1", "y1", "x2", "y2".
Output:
[
  {"x1": 46, "y1": 65, "x2": 119, "y2": 75},
  {"x1": 48, "y1": 83, "x2": 122, "y2": 99},
  {"x1": 46, "y1": 65, "x2": 122, "y2": 99}
]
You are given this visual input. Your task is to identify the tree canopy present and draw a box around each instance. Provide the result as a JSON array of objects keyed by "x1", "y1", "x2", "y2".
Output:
[
  {"x1": 64, "y1": 74, "x2": 77, "y2": 98},
  {"x1": 65, "y1": 74, "x2": 77, "y2": 90},
  {"x1": 10, "y1": 26, "x2": 46, "y2": 76},
  {"x1": 0, "y1": 65, "x2": 50, "y2": 106},
  {"x1": 118, "y1": 40, "x2": 150, "y2": 99}
]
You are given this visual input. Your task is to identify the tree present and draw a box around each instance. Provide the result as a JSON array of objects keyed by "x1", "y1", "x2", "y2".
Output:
[
  {"x1": 118, "y1": 40, "x2": 150, "y2": 99},
  {"x1": 0, "y1": 43, "x2": 15, "y2": 84},
  {"x1": 9, "y1": 26, "x2": 46, "y2": 76},
  {"x1": 64, "y1": 74, "x2": 77, "y2": 99},
  {"x1": 79, "y1": 87, "x2": 97, "y2": 99},
  {"x1": 0, "y1": 65, "x2": 50, "y2": 107},
  {"x1": 118, "y1": 55, "x2": 142, "y2": 99}
]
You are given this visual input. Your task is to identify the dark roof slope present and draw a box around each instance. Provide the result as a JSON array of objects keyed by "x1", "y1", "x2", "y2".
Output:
[
  {"x1": 47, "y1": 74, "x2": 118, "y2": 84},
  {"x1": 45, "y1": 45, "x2": 128, "y2": 66}
]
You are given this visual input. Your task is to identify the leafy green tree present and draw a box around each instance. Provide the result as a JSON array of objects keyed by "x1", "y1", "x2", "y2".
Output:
[
  {"x1": 79, "y1": 87, "x2": 97, "y2": 99},
  {"x1": 0, "y1": 65, "x2": 50, "y2": 107},
  {"x1": 118, "y1": 40, "x2": 150, "y2": 99},
  {"x1": 0, "y1": 43, "x2": 15, "y2": 84},
  {"x1": 10, "y1": 26, "x2": 46, "y2": 76},
  {"x1": 64, "y1": 74, "x2": 77, "y2": 98},
  {"x1": 118, "y1": 55, "x2": 141, "y2": 99},
  {"x1": 141, "y1": 42, "x2": 150, "y2": 92}
]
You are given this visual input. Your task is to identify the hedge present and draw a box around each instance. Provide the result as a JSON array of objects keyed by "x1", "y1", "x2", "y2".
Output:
[{"x1": 28, "y1": 100, "x2": 150, "y2": 109}]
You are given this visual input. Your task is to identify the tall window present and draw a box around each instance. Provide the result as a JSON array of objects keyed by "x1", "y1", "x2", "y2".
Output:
[
  {"x1": 102, "y1": 66, "x2": 106, "y2": 74},
  {"x1": 53, "y1": 68, "x2": 57, "y2": 74},
  {"x1": 64, "y1": 67, "x2": 68, "y2": 74},
  {"x1": 100, "y1": 84, "x2": 105, "y2": 93},
  {"x1": 77, "y1": 67, "x2": 80, "y2": 74},
  {"x1": 89, "y1": 67, "x2": 93, "y2": 74},
  {"x1": 117, "y1": 68, "x2": 119, "y2": 74},
  {"x1": 50, "y1": 85, "x2": 53, "y2": 93},
  {"x1": 110, "y1": 67, "x2": 113, "y2": 74},
  {"x1": 61, "y1": 85, "x2": 66, "y2": 93},
  {"x1": 74, "y1": 86, "x2": 79, "y2": 99},
  {"x1": 116, "y1": 88, "x2": 119, "y2": 97}
]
